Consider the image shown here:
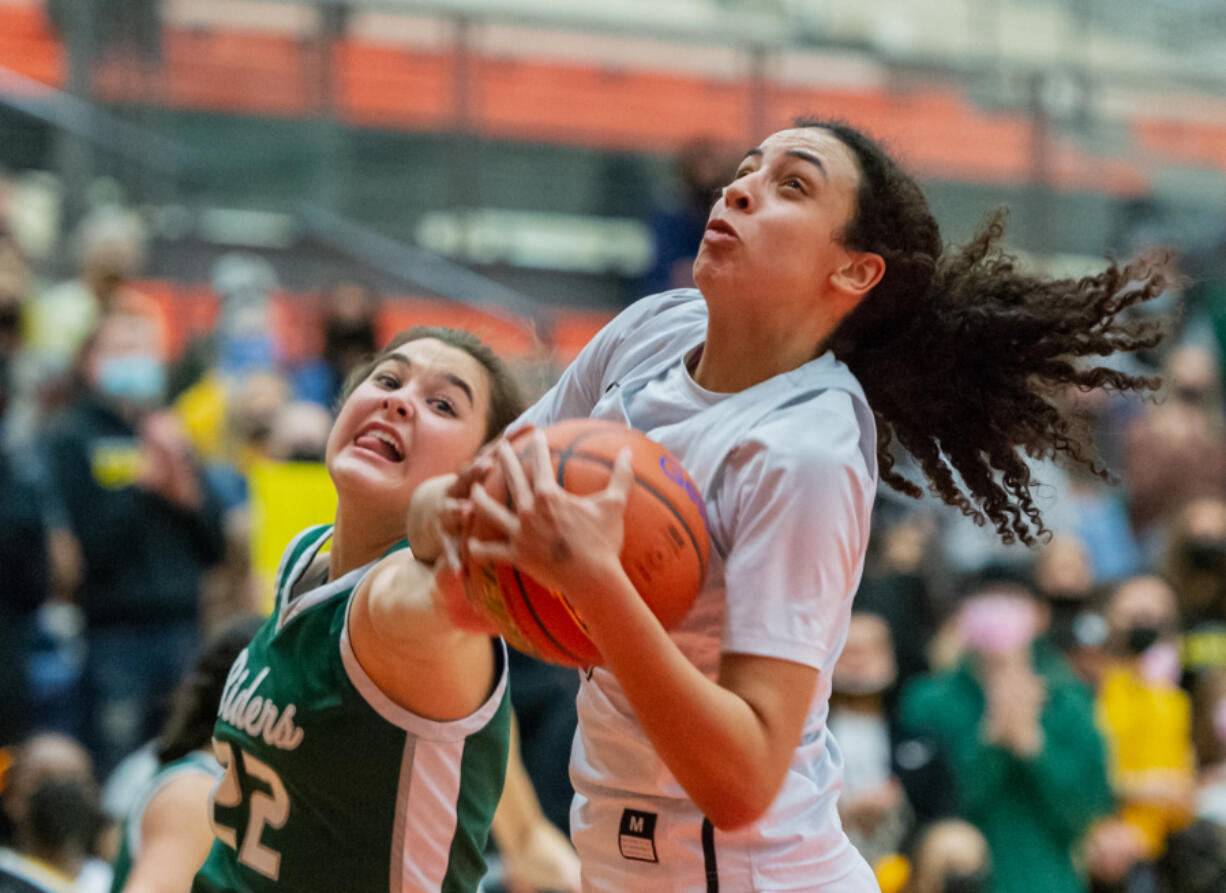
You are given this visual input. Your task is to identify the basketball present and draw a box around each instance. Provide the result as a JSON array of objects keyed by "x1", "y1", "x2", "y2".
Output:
[{"x1": 463, "y1": 419, "x2": 710, "y2": 667}]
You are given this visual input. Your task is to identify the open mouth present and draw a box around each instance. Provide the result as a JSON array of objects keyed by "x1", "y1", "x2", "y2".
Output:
[
  {"x1": 354, "y1": 425, "x2": 405, "y2": 462},
  {"x1": 705, "y1": 219, "x2": 738, "y2": 239}
]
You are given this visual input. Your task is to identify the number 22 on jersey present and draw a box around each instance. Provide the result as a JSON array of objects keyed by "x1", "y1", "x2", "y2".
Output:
[{"x1": 210, "y1": 740, "x2": 291, "y2": 880}]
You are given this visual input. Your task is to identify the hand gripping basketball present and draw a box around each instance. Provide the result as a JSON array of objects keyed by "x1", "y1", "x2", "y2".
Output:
[{"x1": 463, "y1": 420, "x2": 710, "y2": 667}]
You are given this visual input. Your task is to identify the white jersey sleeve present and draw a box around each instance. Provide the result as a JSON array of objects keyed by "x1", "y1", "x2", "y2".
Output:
[
  {"x1": 517, "y1": 291, "x2": 699, "y2": 429},
  {"x1": 719, "y1": 393, "x2": 875, "y2": 669}
]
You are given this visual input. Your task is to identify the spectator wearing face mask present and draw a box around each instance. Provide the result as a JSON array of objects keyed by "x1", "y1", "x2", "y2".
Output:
[
  {"x1": 900, "y1": 819, "x2": 992, "y2": 893},
  {"x1": 1034, "y1": 536, "x2": 1113, "y2": 686},
  {"x1": 39, "y1": 310, "x2": 224, "y2": 774},
  {"x1": 24, "y1": 209, "x2": 164, "y2": 425},
  {"x1": 898, "y1": 568, "x2": 1114, "y2": 893},
  {"x1": 830, "y1": 611, "x2": 912, "y2": 873},
  {"x1": 1164, "y1": 499, "x2": 1226, "y2": 688},
  {"x1": 1094, "y1": 576, "x2": 1194, "y2": 864}
]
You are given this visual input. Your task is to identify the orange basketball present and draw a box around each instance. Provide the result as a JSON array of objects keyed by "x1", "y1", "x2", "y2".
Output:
[{"x1": 464, "y1": 419, "x2": 710, "y2": 667}]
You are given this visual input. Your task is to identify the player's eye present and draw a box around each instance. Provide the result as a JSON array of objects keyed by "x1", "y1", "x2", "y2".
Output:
[{"x1": 429, "y1": 397, "x2": 457, "y2": 417}]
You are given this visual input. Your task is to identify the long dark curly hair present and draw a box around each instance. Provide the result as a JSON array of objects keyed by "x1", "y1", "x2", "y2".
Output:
[{"x1": 805, "y1": 118, "x2": 1172, "y2": 546}]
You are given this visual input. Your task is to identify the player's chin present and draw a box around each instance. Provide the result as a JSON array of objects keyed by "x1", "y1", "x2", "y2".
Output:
[
  {"x1": 332, "y1": 457, "x2": 410, "y2": 504},
  {"x1": 692, "y1": 252, "x2": 738, "y2": 296}
]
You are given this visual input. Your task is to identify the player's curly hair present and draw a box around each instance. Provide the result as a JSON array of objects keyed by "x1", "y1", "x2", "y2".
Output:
[{"x1": 804, "y1": 118, "x2": 1173, "y2": 546}]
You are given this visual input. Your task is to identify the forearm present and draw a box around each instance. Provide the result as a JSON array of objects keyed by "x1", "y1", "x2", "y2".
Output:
[
  {"x1": 491, "y1": 715, "x2": 546, "y2": 850},
  {"x1": 578, "y1": 567, "x2": 796, "y2": 829}
]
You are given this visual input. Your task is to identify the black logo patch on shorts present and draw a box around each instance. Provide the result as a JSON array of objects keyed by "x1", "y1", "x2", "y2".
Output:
[{"x1": 618, "y1": 808, "x2": 659, "y2": 863}]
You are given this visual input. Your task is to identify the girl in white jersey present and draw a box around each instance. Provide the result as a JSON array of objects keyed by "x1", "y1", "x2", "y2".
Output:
[{"x1": 444, "y1": 121, "x2": 1171, "y2": 892}]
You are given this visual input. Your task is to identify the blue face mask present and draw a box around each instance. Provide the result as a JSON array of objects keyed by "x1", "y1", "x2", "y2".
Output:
[{"x1": 96, "y1": 354, "x2": 165, "y2": 405}]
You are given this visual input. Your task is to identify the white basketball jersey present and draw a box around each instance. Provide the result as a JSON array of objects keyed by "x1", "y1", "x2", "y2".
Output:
[{"x1": 518, "y1": 290, "x2": 880, "y2": 891}]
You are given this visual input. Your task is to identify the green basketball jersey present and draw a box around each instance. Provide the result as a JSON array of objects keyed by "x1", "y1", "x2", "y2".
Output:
[
  {"x1": 192, "y1": 525, "x2": 511, "y2": 893},
  {"x1": 110, "y1": 749, "x2": 222, "y2": 892}
]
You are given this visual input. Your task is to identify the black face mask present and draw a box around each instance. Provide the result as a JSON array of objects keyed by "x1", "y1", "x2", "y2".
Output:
[
  {"x1": 1185, "y1": 539, "x2": 1226, "y2": 572},
  {"x1": 942, "y1": 868, "x2": 992, "y2": 893},
  {"x1": 1124, "y1": 625, "x2": 1162, "y2": 655}
]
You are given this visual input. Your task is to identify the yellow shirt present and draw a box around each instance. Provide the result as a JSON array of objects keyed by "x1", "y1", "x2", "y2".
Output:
[{"x1": 1095, "y1": 663, "x2": 1194, "y2": 856}]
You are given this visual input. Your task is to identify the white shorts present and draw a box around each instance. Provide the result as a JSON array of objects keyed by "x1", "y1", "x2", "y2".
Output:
[{"x1": 572, "y1": 791, "x2": 881, "y2": 893}]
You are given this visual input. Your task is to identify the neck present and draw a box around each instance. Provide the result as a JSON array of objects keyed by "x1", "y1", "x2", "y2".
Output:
[
  {"x1": 694, "y1": 295, "x2": 840, "y2": 393},
  {"x1": 329, "y1": 500, "x2": 403, "y2": 580}
]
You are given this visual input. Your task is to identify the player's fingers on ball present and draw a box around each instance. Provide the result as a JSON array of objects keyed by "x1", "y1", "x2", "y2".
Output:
[
  {"x1": 529, "y1": 429, "x2": 556, "y2": 492},
  {"x1": 448, "y1": 456, "x2": 489, "y2": 496},
  {"x1": 607, "y1": 447, "x2": 634, "y2": 501},
  {"x1": 470, "y1": 482, "x2": 519, "y2": 534},
  {"x1": 466, "y1": 536, "x2": 514, "y2": 564},
  {"x1": 497, "y1": 440, "x2": 533, "y2": 509},
  {"x1": 437, "y1": 497, "x2": 469, "y2": 535},
  {"x1": 436, "y1": 523, "x2": 463, "y2": 574}
]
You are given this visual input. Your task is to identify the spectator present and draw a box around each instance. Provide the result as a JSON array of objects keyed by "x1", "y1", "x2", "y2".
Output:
[
  {"x1": 24, "y1": 208, "x2": 161, "y2": 420},
  {"x1": 291, "y1": 277, "x2": 380, "y2": 410},
  {"x1": 40, "y1": 310, "x2": 224, "y2": 774},
  {"x1": 108, "y1": 616, "x2": 263, "y2": 893},
  {"x1": 0, "y1": 222, "x2": 27, "y2": 366},
  {"x1": 0, "y1": 355, "x2": 48, "y2": 748},
  {"x1": 265, "y1": 400, "x2": 333, "y2": 464},
  {"x1": 1035, "y1": 535, "x2": 1110, "y2": 685},
  {"x1": 1124, "y1": 346, "x2": 1226, "y2": 556},
  {"x1": 639, "y1": 139, "x2": 738, "y2": 298},
  {"x1": 1095, "y1": 576, "x2": 1194, "y2": 862},
  {"x1": 1192, "y1": 668, "x2": 1226, "y2": 826},
  {"x1": 856, "y1": 499, "x2": 938, "y2": 689},
  {"x1": 830, "y1": 611, "x2": 911, "y2": 869},
  {"x1": 0, "y1": 241, "x2": 86, "y2": 742},
  {"x1": 899, "y1": 571, "x2": 1114, "y2": 893},
  {"x1": 194, "y1": 375, "x2": 301, "y2": 636},
  {"x1": 1166, "y1": 499, "x2": 1226, "y2": 686},
  {"x1": 0, "y1": 732, "x2": 110, "y2": 893},
  {"x1": 900, "y1": 819, "x2": 992, "y2": 893},
  {"x1": 170, "y1": 252, "x2": 283, "y2": 461}
]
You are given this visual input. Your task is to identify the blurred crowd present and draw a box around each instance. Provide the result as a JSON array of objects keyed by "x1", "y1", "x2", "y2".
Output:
[
  {"x1": 0, "y1": 173, "x2": 581, "y2": 892},
  {"x1": 4, "y1": 154, "x2": 1226, "y2": 893}
]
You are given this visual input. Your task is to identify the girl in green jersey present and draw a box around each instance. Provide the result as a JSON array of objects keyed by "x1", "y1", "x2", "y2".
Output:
[{"x1": 192, "y1": 327, "x2": 577, "y2": 893}]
